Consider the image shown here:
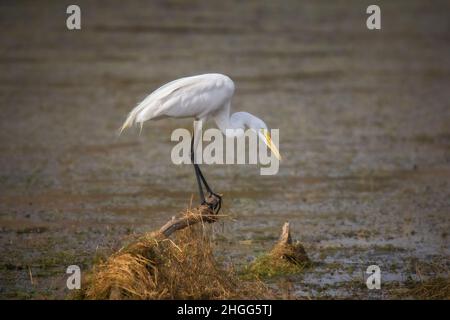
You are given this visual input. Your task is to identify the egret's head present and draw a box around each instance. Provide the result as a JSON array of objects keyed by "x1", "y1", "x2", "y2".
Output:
[{"x1": 229, "y1": 112, "x2": 282, "y2": 161}]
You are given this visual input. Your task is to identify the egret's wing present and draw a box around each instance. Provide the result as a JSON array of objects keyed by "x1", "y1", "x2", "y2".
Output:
[{"x1": 120, "y1": 74, "x2": 230, "y2": 133}]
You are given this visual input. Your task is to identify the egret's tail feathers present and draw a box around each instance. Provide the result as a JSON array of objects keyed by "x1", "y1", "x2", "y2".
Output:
[
  {"x1": 119, "y1": 114, "x2": 133, "y2": 135},
  {"x1": 119, "y1": 92, "x2": 160, "y2": 134},
  {"x1": 119, "y1": 106, "x2": 144, "y2": 135}
]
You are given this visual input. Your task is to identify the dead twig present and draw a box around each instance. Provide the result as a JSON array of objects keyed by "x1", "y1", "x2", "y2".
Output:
[{"x1": 154, "y1": 194, "x2": 221, "y2": 239}]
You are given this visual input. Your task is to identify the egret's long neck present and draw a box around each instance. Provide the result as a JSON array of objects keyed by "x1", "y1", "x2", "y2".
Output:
[
  {"x1": 214, "y1": 103, "x2": 256, "y2": 137},
  {"x1": 214, "y1": 102, "x2": 234, "y2": 133}
]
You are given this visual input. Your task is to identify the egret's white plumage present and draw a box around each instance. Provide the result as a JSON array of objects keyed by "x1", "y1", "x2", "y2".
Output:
[
  {"x1": 120, "y1": 73, "x2": 280, "y2": 160},
  {"x1": 120, "y1": 73, "x2": 235, "y2": 131}
]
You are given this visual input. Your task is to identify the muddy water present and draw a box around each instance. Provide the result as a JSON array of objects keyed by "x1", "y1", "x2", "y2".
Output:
[{"x1": 0, "y1": 1, "x2": 449, "y2": 298}]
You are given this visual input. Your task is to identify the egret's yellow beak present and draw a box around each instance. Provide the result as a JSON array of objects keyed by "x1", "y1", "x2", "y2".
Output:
[{"x1": 260, "y1": 129, "x2": 281, "y2": 160}]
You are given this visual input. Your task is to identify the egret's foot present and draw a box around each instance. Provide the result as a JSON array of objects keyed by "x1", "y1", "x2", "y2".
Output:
[
  {"x1": 202, "y1": 192, "x2": 222, "y2": 214},
  {"x1": 210, "y1": 192, "x2": 222, "y2": 214}
]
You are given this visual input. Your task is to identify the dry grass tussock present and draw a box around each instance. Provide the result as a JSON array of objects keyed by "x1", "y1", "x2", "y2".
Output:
[
  {"x1": 242, "y1": 222, "x2": 310, "y2": 279},
  {"x1": 406, "y1": 277, "x2": 450, "y2": 299},
  {"x1": 74, "y1": 209, "x2": 271, "y2": 300},
  {"x1": 389, "y1": 260, "x2": 450, "y2": 300}
]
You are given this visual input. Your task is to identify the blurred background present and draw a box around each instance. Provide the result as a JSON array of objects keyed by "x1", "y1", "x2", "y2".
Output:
[{"x1": 0, "y1": 0, "x2": 449, "y2": 298}]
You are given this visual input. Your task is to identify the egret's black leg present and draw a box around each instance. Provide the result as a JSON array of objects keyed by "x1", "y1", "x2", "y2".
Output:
[
  {"x1": 196, "y1": 166, "x2": 212, "y2": 194},
  {"x1": 196, "y1": 167, "x2": 222, "y2": 210},
  {"x1": 191, "y1": 135, "x2": 205, "y2": 204},
  {"x1": 190, "y1": 132, "x2": 222, "y2": 214}
]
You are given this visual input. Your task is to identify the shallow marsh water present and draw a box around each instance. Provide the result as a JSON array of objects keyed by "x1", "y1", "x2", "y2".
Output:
[{"x1": 0, "y1": 0, "x2": 449, "y2": 298}]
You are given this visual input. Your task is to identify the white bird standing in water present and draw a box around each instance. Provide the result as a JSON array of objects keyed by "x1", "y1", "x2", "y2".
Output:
[{"x1": 120, "y1": 73, "x2": 281, "y2": 213}]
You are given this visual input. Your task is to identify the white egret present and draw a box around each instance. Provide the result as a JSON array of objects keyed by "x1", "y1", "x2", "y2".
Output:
[{"x1": 120, "y1": 73, "x2": 281, "y2": 213}]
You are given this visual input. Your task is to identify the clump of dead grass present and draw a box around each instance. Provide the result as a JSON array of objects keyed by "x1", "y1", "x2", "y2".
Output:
[
  {"x1": 406, "y1": 277, "x2": 450, "y2": 299},
  {"x1": 242, "y1": 222, "x2": 311, "y2": 279},
  {"x1": 242, "y1": 243, "x2": 311, "y2": 279},
  {"x1": 388, "y1": 277, "x2": 450, "y2": 300},
  {"x1": 73, "y1": 218, "x2": 271, "y2": 300},
  {"x1": 386, "y1": 259, "x2": 450, "y2": 299},
  {"x1": 389, "y1": 260, "x2": 450, "y2": 299}
]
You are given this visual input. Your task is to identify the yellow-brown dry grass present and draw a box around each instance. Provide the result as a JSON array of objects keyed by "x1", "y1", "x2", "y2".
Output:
[
  {"x1": 387, "y1": 260, "x2": 450, "y2": 300},
  {"x1": 406, "y1": 277, "x2": 450, "y2": 299},
  {"x1": 270, "y1": 240, "x2": 310, "y2": 266},
  {"x1": 242, "y1": 230, "x2": 311, "y2": 279},
  {"x1": 388, "y1": 277, "x2": 450, "y2": 300},
  {"x1": 74, "y1": 220, "x2": 271, "y2": 300}
]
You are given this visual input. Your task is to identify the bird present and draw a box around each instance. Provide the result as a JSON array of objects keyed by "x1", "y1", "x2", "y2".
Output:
[{"x1": 119, "y1": 73, "x2": 281, "y2": 214}]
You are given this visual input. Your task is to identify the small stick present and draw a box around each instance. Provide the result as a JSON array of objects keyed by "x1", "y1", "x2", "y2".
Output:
[
  {"x1": 28, "y1": 266, "x2": 35, "y2": 285},
  {"x1": 154, "y1": 194, "x2": 221, "y2": 239}
]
